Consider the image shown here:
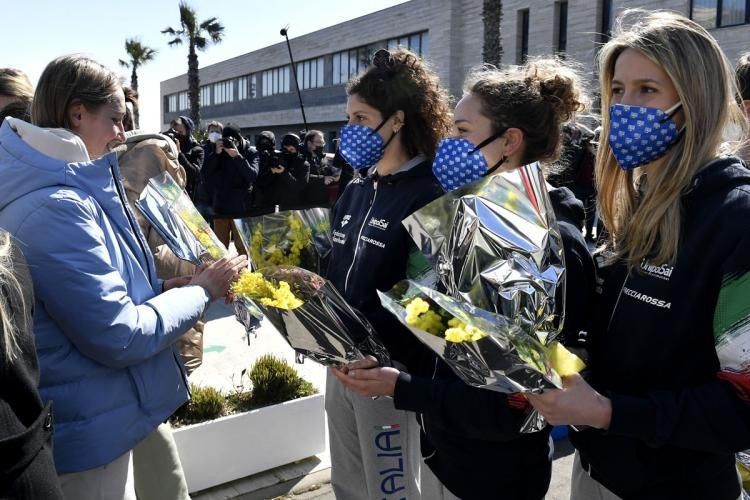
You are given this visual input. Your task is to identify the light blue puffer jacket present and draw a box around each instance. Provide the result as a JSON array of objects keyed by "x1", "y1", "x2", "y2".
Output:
[{"x1": 0, "y1": 119, "x2": 210, "y2": 473}]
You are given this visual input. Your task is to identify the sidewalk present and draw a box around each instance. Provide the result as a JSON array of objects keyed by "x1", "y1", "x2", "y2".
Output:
[{"x1": 189, "y1": 300, "x2": 576, "y2": 500}]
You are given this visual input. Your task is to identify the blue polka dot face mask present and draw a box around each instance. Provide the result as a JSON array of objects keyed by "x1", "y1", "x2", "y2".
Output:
[
  {"x1": 338, "y1": 117, "x2": 396, "y2": 170},
  {"x1": 431, "y1": 131, "x2": 507, "y2": 191},
  {"x1": 608, "y1": 102, "x2": 683, "y2": 171}
]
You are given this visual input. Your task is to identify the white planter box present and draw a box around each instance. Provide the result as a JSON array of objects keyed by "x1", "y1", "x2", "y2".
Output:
[{"x1": 173, "y1": 393, "x2": 326, "y2": 493}]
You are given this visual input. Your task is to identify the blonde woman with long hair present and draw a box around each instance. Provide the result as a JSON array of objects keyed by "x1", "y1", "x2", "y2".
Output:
[
  {"x1": 527, "y1": 10, "x2": 750, "y2": 499},
  {"x1": 0, "y1": 230, "x2": 63, "y2": 498}
]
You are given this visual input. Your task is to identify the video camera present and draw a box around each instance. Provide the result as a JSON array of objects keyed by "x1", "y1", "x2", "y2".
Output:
[
  {"x1": 220, "y1": 136, "x2": 238, "y2": 150},
  {"x1": 163, "y1": 128, "x2": 179, "y2": 143},
  {"x1": 259, "y1": 148, "x2": 283, "y2": 169}
]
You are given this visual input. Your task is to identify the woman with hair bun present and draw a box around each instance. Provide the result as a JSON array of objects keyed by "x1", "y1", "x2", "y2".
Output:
[
  {"x1": 334, "y1": 57, "x2": 596, "y2": 499},
  {"x1": 324, "y1": 48, "x2": 453, "y2": 499}
]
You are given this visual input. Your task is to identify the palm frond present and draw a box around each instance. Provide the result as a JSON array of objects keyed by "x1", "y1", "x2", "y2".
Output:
[
  {"x1": 179, "y1": 1, "x2": 197, "y2": 34},
  {"x1": 142, "y1": 47, "x2": 157, "y2": 62},
  {"x1": 205, "y1": 21, "x2": 225, "y2": 43}
]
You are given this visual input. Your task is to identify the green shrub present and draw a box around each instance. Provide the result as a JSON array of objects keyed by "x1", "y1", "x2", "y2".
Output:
[
  {"x1": 225, "y1": 389, "x2": 256, "y2": 414},
  {"x1": 249, "y1": 354, "x2": 317, "y2": 407},
  {"x1": 169, "y1": 357, "x2": 318, "y2": 426},
  {"x1": 171, "y1": 384, "x2": 225, "y2": 425}
]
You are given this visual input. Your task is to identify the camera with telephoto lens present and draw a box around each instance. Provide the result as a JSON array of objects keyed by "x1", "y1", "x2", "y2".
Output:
[
  {"x1": 163, "y1": 128, "x2": 178, "y2": 142},
  {"x1": 221, "y1": 136, "x2": 237, "y2": 150},
  {"x1": 259, "y1": 149, "x2": 282, "y2": 168}
]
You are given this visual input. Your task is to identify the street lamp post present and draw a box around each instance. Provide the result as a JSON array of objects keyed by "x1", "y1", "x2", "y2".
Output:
[{"x1": 280, "y1": 25, "x2": 309, "y2": 132}]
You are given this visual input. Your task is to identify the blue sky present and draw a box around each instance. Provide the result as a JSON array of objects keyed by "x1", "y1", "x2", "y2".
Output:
[{"x1": 2, "y1": 0, "x2": 409, "y2": 131}]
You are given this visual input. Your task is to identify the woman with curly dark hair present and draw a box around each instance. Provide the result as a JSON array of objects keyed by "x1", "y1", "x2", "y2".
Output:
[
  {"x1": 324, "y1": 48, "x2": 453, "y2": 499},
  {"x1": 334, "y1": 57, "x2": 595, "y2": 499}
]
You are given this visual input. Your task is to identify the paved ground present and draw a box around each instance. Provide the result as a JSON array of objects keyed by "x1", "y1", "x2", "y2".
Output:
[{"x1": 190, "y1": 301, "x2": 575, "y2": 500}]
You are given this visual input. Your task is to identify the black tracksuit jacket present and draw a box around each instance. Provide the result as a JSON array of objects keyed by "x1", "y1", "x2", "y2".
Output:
[
  {"x1": 392, "y1": 185, "x2": 596, "y2": 499},
  {"x1": 325, "y1": 158, "x2": 443, "y2": 367},
  {"x1": 570, "y1": 156, "x2": 750, "y2": 499}
]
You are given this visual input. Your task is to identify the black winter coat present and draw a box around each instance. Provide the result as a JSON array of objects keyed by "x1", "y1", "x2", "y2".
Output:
[
  {"x1": 202, "y1": 143, "x2": 259, "y2": 218},
  {"x1": 176, "y1": 136, "x2": 204, "y2": 200},
  {"x1": 0, "y1": 233, "x2": 62, "y2": 499},
  {"x1": 253, "y1": 152, "x2": 309, "y2": 211},
  {"x1": 301, "y1": 149, "x2": 329, "y2": 206}
]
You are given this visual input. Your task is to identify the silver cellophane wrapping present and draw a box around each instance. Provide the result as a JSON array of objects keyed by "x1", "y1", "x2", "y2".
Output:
[
  {"x1": 402, "y1": 162, "x2": 566, "y2": 339},
  {"x1": 379, "y1": 279, "x2": 560, "y2": 432},
  {"x1": 136, "y1": 172, "x2": 227, "y2": 265},
  {"x1": 386, "y1": 163, "x2": 568, "y2": 432},
  {"x1": 234, "y1": 266, "x2": 390, "y2": 367}
]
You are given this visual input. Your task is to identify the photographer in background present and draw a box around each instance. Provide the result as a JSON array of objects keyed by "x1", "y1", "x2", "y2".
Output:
[
  {"x1": 301, "y1": 130, "x2": 334, "y2": 206},
  {"x1": 254, "y1": 132, "x2": 309, "y2": 211},
  {"x1": 202, "y1": 124, "x2": 258, "y2": 254},
  {"x1": 254, "y1": 130, "x2": 278, "y2": 176},
  {"x1": 196, "y1": 121, "x2": 224, "y2": 221},
  {"x1": 166, "y1": 116, "x2": 204, "y2": 201}
]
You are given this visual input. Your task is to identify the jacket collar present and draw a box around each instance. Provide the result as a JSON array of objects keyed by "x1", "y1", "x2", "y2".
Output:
[{"x1": 7, "y1": 117, "x2": 90, "y2": 162}]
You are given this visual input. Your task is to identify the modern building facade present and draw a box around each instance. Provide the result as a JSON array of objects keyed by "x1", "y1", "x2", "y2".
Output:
[
  {"x1": 161, "y1": 0, "x2": 750, "y2": 148},
  {"x1": 161, "y1": 0, "x2": 484, "y2": 148}
]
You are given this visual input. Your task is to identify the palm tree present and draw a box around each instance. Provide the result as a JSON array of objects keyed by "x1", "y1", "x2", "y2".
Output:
[
  {"x1": 482, "y1": 0, "x2": 503, "y2": 67},
  {"x1": 119, "y1": 39, "x2": 157, "y2": 129},
  {"x1": 162, "y1": 1, "x2": 225, "y2": 126}
]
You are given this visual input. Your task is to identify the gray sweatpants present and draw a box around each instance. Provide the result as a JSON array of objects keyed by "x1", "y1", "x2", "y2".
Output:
[
  {"x1": 59, "y1": 450, "x2": 136, "y2": 500},
  {"x1": 132, "y1": 423, "x2": 191, "y2": 500},
  {"x1": 326, "y1": 371, "x2": 425, "y2": 499}
]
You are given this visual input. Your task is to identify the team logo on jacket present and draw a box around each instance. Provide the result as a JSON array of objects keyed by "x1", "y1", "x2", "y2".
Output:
[
  {"x1": 333, "y1": 230, "x2": 347, "y2": 245},
  {"x1": 367, "y1": 217, "x2": 389, "y2": 230},
  {"x1": 640, "y1": 260, "x2": 674, "y2": 281},
  {"x1": 361, "y1": 235, "x2": 386, "y2": 249},
  {"x1": 623, "y1": 287, "x2": 672, "y2": 309},
  {"x1": 341, "y1": 215, "x2": 351, "y2": 228}
]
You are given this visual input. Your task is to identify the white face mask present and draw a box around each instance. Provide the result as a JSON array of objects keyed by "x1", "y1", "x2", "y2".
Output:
[{"x1": 208, "y1": 131, "x2": 221, "y2": 143}]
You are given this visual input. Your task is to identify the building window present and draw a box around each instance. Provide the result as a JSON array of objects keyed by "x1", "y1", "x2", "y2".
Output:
[
  {"x1": 556, "y1": 1, "x2": 568, "y2": 54},
  {"x1": 331, "y1": 47, "x2": 369, "y2": 85},
  {"x1": 386, "y1": 31, "x2": 429, "y2": 57},
  {"x1": 178, "y1": 91, "x2": 188, "y2": 111},
  {"x1": 238, "y1": 77, "x2": 248, "y2": 100},
  {"x1": 517, "y1": 9, "x2": 529, "y2": 64},
  {"x1": 238, "y1": 76, "x2": 256, "y2": 100},
  {"x1": 199, "y1": 85, "x2": 210, "y2": 107},
  {"x1": 722, "y1": 0, "x2": 748, "y2": 25},
  {"x1": 296, "y1": 57, "x2": 325, "y2": 90},
  {"x1": 212, "y1": 80, "x2": 234, "y2": 105},
  {"x1": 167, "y1": 94, "x2": 177, "y2": 113},
  {"x1": 691, "y1": 0, "x2": 748, "y2": 28},
  {"x1": 331, "y1": 31, "x2": 429, "y2": 86},
  {"x1": 261, "y1": 66, "x2": 290, "y2": 97}
]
